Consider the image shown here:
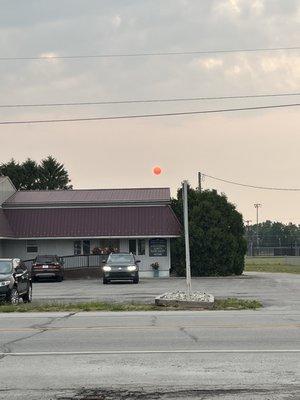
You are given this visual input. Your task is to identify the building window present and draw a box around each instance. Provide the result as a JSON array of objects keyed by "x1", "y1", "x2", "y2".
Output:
[
  {"x1": 83, "y1": 240, "x2": 90, "y2": 255},
  {"x1": 97, "y1": 239, "x2": 120, "y2": 254},
  {"x1": 138, "y1": 239, "x2": 145, "y2": 255},
  {"x1": 74, "y1": 241, "x2": 82, "y2": 255},
  {"x1": 129, "y1": 239, "x2": 137, "y2": 254},
  {"x1": 149, "y1": 238, "x2": 167, "y2": 257},
  {"x1": 74, "y1": 240, "x2": 91, "y2": 255},
  {"x1": 26, "y1": 241, "x2": 38, "y2": 253}
]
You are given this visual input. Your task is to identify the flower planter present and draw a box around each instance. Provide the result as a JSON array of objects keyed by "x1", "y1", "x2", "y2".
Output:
[{"x1": 153, "y1": 269, "x2": 159, "y2": 278}]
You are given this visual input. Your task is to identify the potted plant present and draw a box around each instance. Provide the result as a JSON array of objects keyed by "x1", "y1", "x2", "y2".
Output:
[{"x1": 151, "y1": 262, "x2": 160, "y2": 278}]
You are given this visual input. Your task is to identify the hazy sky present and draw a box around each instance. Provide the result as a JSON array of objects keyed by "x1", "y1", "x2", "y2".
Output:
[{"x1": 0, "y1": 0, "x2": 300, "y2": 224}]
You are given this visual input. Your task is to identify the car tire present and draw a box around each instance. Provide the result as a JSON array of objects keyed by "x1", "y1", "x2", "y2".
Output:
[
  {"x1": 8, "y1": 287, "x2": 19, "y2": 305},
  {"x1": 56, "y1": 276, "x2": 63, "y2": 282},
  {"x1": 22, "y1": 286, "x2": 32, "y2": 303},
  {"x1": 133, "y1": 277, "x2": 139, "y2": 284},
  {"x1": 103, "y1": 278, "x2": 109, "y2": 284}
]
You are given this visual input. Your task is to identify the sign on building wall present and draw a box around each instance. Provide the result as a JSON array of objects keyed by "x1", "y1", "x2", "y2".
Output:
[{"x1": 149, "y1": 238, "x2": 167, "y2": 257}]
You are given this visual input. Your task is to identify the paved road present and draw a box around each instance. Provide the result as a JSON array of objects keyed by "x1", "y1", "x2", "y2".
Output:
[
  {"x1": 0, "y1": 309, "x2": 299, "y2": 399},
  {"x1": 33, "y1": 272, "x2": 300, "y2": 311}
]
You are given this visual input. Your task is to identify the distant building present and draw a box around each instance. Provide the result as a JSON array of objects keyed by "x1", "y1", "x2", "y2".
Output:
[{"x1": 0, "y1": 177, "x2": 181, "y2": 277}]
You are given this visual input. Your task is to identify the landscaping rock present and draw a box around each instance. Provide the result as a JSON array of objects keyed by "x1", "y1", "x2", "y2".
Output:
[{"x1": 155, "y1": 291, "x2": 214, "y2": 309}]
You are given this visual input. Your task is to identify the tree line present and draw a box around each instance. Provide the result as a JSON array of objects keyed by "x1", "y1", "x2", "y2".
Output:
[
  {"x1": 0, "y1": 156, "x2": 72, "y2": 190},
  {"x1": 246, "y1": 220, "x2": 300, "y2": 247}
]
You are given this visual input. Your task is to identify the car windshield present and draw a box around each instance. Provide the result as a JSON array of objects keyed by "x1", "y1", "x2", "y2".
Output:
[
  {"x1": 0, "y1": 260, "x2": 13, "y2": 274},
  {"x1": 36, "y1": 256, "x2": 57, "y2": 264},
  {"x1": 107, "y1": 254, "x2": 134, "y2": 264}
]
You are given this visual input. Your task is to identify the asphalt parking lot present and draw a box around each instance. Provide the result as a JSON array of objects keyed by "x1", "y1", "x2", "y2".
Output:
[{"x1": 32, "y1": 272, "x2": 300, "y2": 311}]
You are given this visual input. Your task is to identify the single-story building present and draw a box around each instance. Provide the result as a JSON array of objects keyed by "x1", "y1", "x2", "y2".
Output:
[{"x1": 0, "y1": 176, "x2": 181, "y2": 277}]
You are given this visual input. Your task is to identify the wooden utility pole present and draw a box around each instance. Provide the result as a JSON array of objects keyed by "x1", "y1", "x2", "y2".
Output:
[{"x1": 198, "y1": 172, "x2": 202, "y2": 192}]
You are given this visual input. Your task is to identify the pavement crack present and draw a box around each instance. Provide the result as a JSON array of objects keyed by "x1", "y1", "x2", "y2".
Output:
[
  {"x1": 179, "y1": 327, "x2": 199, "y2": 343},
  {"x1": 29, "y1": 311, "x2": 76, "y2": 331},
  {"x1": 0, "y1": 312, "x2": 76, "y2": 360}
]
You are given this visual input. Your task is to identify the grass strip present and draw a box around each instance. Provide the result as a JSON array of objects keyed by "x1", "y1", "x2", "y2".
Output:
[
  {"x1": 245, "y1": 264, "x2": 300, "y2": 274},
  {"x1": 0, "y1": 298, "x2": 262, "y2": 313},
  {"x1": 213, "y1": 298, "x2": 262, "y2": 310}
]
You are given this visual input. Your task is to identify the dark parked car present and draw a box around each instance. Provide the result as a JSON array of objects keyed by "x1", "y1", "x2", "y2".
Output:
[
  {"x1": 31, "y1": 255, "x2": 64, "y2": 282},
  {"x1": 0, "y1": 258, "x2": 32, "y2": 304},
  {"x1": 102, "y1": 253, "x2": 140, "y2": 284}
]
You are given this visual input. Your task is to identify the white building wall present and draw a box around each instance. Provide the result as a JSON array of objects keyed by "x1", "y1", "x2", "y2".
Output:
[
  {"x1": 2, "y1": 237, "x2": 172, "y2": 277},
  {"x1": 120, "y1": 238, "x2": 170, "y2": 278}
]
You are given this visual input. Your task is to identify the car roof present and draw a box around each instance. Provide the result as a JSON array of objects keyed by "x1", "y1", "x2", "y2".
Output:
[
  {"x1": 109, "y1": 252, "x2": 134, "y2": 256},
  {"x1": 36, "y1": 255, "x2": 58, "y2": 257}
]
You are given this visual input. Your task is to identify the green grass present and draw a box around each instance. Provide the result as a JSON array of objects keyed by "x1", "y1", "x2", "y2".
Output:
[
  {"x1": 245, "y1": 263, "x2": 300, "y2": 274},
  {"x1": 0, "y1": 298, "x2": 262, "y2": 313},
  {"x1": 213, "y1": 298, "x2": 262, "y2": 310}
]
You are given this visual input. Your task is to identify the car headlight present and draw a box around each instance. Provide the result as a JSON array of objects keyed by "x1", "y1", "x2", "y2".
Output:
[
  {"x1": 127, "y1": 266, "x2": 137, "y2": 272},
  {"x1": 0, "y1": 281, "x2": 10, "y2": 287},
  {"x1": 103, "y1": 266, "x2": 111, "y2": 272}
]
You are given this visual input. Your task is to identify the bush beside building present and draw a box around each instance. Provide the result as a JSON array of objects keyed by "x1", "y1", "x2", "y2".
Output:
[{"x1": 171, "y1": 186, "x2": 247, "y2": 276}]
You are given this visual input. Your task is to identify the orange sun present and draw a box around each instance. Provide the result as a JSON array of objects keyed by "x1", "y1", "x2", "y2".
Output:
[{"x1": 153, "y1": 166, "x2": 162, "y2": 175}]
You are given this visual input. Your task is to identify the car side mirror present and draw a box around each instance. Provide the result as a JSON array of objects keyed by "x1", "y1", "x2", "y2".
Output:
[{"x1": 102, "y1": 260, "x2": 106, "y2": 264}]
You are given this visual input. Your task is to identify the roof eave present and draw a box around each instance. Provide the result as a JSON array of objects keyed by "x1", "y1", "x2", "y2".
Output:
[
  {"x1": 4, "y1": 234, "x2": 181, "y2": 240},
  {"x1": 3, "y1": 200, "x2": 171, "y2": 209}
]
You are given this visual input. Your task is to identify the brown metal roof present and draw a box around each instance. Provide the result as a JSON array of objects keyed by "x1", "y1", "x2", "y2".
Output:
[
  {"x1": 5, "y1": 188, "x2": 170, "y2": 207},
  {"x1": 0, "y1": 209, "x2": 13, "y2": 237},
  {"x1": 3, "y1": 206, "x2": 181, "y2": 238}
]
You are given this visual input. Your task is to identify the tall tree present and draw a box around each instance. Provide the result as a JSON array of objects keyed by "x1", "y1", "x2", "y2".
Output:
[
  {"x1": 171, "y1": 185, "x2": 247, "y2": 276},
  {"x1": 38, "y1": 156, "x2": 72, "y2": 190},
  {"x1": 20, "y1": 159, "x2": 39, "y2": 190},
  {"x1": 0, "y1": 156, "x2": 72, "y2": 190},
  {"x1": 0, "y1": 159, "x2": 24, "y2": 190}
]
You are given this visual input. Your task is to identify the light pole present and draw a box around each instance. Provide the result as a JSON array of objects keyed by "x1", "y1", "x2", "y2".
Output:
[
  {"x1": 182, "y1": 180, "x2": 192, "y2": 298},
  {"x1": 254, "y1": 203, "x2": 262, "y2": 250},
  {"x1": 244, "y1": 220, "x2": 252, "y2": 256}
]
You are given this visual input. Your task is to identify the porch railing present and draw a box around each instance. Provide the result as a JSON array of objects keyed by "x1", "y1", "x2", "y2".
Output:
[{"x1": 23, "y1": 254, "x2": 107, "y2": 270}]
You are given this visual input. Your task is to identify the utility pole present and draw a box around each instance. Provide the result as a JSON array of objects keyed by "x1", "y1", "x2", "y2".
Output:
[
  {"x1": 254, "y1": 203, "x2": 262, "y2": 251},
  {"x1": 182, "y1": 180, "x2": 192, "y2": 297},
  {"x1": 198, "y1": 172, "x2": 202, "y2": 192}
]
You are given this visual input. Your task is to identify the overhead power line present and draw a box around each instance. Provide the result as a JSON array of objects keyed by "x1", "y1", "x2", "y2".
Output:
[
  {"x1": 0, "y1": 102, "x2": 299, "y2": 126},
  {"x1": 1, "y1": 46, "x2": 300, "y2": 61},
  {"x1": 0, "y1": 92, "x2": 300, "y2": 109},
  {"x1": 202, "y1": 173, "x2": 300, "y2": 191}
]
